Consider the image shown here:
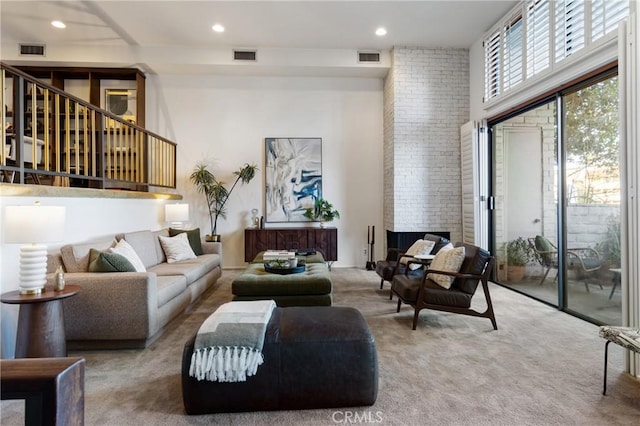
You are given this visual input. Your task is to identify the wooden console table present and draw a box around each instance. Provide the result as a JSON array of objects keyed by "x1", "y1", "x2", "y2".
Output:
[{"x1": 245, "y1": 227, "x2": 337, "y2": 262}]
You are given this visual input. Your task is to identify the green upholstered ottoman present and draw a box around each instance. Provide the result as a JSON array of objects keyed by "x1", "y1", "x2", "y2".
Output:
[{"x1": 232, "y1": 263, "x2": 332, "y2": 306}]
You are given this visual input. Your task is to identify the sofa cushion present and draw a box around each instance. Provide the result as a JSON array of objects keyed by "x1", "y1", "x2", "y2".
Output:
[
  {"x1": 60, "y1": 238, "x2": 115, "y2": 272},
  {"x1": 159, "y1": 233, "x2": 196, "y2": 263},
  {"x1": 169, "y1": 228, "x2": 203, "y2": 256},
  {"x1": 148, "y1": 254, "x2": 220, "y2": 285},
  {"x1": 120, "y1": 230, "x2": 163, "y2": 268},
  {"x1": 157, "y1": 275, "x2": 188, "y2": 308},
  {"x1": 88, "y1": 249, "x2": 136, "y2": 272},
  {"x1": 110, "y1": 239, "x2": 146, "y2": 272}
]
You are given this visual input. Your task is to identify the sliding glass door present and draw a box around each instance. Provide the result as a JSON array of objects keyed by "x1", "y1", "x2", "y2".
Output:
[
  {"x1": 563, "y1": 76, "x2": 621, "y2": 324},
  {"x1": 492, "y1": 100, "x2": 559, "y2": 306},
  {"x1": 490, "y1": 72, "x2": 622, "y2": 325}
]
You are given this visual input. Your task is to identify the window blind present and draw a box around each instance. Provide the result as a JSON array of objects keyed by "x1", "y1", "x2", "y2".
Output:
[
  {"x1": 526, "y1": 0, "x2": 551, "y2": 77},
  {"x1": 485, "y1": 30, "x2": 501, "y2": 100},
  {"x1": 592, "y1": 0, "x2": 629, "y2": 42},
  {"x1": 555, "y1": 0, "x2": 585, "y2": 63},
  {"x1": 503, "y1": 15, "x2": 524, "y2": 91}
]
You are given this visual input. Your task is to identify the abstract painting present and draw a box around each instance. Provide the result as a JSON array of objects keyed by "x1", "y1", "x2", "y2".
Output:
[{"x1": 265, "y1": 138, "x2": 322, "y2": 222}]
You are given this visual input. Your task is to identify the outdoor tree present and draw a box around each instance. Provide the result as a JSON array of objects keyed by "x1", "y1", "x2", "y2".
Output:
[{"x1": 564, "y1": 76, "x2": 619, "y2": 203}]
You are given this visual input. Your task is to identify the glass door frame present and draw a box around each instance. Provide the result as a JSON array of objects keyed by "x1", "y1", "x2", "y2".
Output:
[{"x1": 487, "y1": 66, "x2": 620, "y2": 325}]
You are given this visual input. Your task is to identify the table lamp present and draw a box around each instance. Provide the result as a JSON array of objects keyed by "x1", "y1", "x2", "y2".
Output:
[
  {"x1": 4, "y1": 202, "x2": 66, "y2": 294},
  {"x1": 165, "y1": 203, "x2": 189, "y2": 229}
]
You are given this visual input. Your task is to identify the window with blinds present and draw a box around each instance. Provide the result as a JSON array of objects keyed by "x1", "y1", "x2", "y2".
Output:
[
  {"x1": 483, "y1": 0, "x2": 629, "y2": 103},
  {"x1": 503, "y1": 15, "x2": 524, "y2": 91},
  {"x1": 526, "y1": 0, "x2": 550, "y2": 78},
  {"x1": 592, "y1": 0, "x2": 629, "y2": 42},
  {"x1": 555, "y1": 0, "x2": 585, "y2": 63},
  {"x1": 485, "y1": 30, "x2": 501, "y2": 100}
]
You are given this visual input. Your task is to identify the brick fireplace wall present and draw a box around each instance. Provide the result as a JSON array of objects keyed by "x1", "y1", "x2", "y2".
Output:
[{"x1": 383, "y1": 47, "x2": 469, "y2": 245}]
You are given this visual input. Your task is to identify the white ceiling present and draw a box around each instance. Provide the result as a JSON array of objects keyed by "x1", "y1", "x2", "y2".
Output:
[{"x1": 0, "y1": 0, "x2": 518, "y2": 76}]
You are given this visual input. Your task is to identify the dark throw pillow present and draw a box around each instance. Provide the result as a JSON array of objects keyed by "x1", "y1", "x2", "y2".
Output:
[
  {"x1": 169, "y1": 227, "x2": 203, "y2": 255},
  {"x1": 88, "y1": 248, "x2": 137, "y2": 273}
]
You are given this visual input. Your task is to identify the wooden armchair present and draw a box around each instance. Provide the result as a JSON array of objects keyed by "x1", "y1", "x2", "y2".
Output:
[
  {"x1": 391, "y1": 242, "x2": 496, "y2": 330},
  {"x1": 374, "y1": 233, "x2": 450, "y2": 290}
]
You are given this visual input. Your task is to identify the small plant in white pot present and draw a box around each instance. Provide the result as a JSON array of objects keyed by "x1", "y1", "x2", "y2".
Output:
[{"x1": 303, "y1": 198, "x2": 340, "y2": 227}]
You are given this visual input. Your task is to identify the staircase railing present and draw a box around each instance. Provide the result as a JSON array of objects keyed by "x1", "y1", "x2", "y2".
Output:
[{"x1": 0, "y1": 63, "x2": 176, "y2": 190}]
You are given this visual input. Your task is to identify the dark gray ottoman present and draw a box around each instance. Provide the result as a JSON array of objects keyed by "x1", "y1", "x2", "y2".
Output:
[
  {"x1": 182, "y1": 306, "x2": 378, "y2": 414},
  {"x1": 232, "y1": 263, "x2": 332, "y2": 306}
]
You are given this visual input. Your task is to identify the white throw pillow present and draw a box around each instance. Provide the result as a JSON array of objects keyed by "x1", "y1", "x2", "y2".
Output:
[
  {"x1": 427, "y1": 246, "x2": 466, "y2": 289},
  {"x1": 109, "y1": 239, "x2": 147, "y2": 272},
  {"x1": 158, "y1": 233, "x2": 197, "y2": 263},
  {"x1": 400, "y1": 239, "x2": 436, "y2": 270}
]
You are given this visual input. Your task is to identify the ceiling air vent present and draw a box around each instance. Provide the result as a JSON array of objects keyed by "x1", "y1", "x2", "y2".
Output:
[
  {"x1": 233, "y1": 50, "x2": 257, "y2": 61},
  {"x1": 19, "y1": 43, "x2": 46, "y2": 56},
  {"x1": 358, "y1": 51, "x2": 380, "y2": 63}
]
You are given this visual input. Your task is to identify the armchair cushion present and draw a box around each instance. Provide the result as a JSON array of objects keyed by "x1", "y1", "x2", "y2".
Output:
[
  {"x1": 391, "y1": 275, "x2": 473, "y2": 308},
  {"x1": 427, "y1": 246, "x2": 465, "y2": 289},
  {"x1": 400, "y1": 239, "x2": 435, "y2": 270}
]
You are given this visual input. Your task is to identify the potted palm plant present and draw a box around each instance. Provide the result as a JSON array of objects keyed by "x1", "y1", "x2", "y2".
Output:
[
  {"x1": 190, "y1": 162, "x2": 258, "y2": 242},
  {"x1": 303, "y1": 198, "x2": 340, "y2": 227}
]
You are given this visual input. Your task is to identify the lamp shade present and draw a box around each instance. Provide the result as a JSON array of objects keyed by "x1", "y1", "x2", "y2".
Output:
[
  {"x1": 165, "y1": 203, "x2": 189, "y2": 222},
  {"x1": 4, "y1": 205, "x2": 66, "y2": 243}
]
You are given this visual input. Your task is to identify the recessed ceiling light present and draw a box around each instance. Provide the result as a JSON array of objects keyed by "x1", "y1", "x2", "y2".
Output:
[
  {"x1": 212, "y1": 24, "x2": 225, "y2": 33},
  {"x1": 51, "y1": 20, "x2": 66, "y2": 29},
  {"x1": 375, "y1": 27, "x2": 387, "y2": 36}
]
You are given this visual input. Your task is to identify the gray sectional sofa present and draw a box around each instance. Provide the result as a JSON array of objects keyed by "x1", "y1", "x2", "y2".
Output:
[{"x1": 47, "y1": 229, "x2": 222, "y2": 350}]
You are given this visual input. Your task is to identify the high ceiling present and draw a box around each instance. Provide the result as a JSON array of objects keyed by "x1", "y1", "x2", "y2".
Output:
[{"x1": 0, "y1": 1, "x2": 518, "y2": 76}]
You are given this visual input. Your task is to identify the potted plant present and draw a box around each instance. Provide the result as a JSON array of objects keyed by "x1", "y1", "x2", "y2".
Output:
[
  {"x1": 501, "y1": 237, "x2": 535, "y2": 282},
  {"x1": 190, "y1": 162, "x2": 258, "y2": 242},
  {"x1": 303, "y1": 198, "x2": 340, "y2": 227}
]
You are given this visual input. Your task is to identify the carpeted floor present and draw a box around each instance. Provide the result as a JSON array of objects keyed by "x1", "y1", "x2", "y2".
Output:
[{"x1": 2, "y1": 268, "x2": 639, "y2": 425}]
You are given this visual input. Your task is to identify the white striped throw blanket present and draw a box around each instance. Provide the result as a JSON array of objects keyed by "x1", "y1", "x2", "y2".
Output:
[{"x1": 189, "y1": 300, "x2": 277, "y2": 382}]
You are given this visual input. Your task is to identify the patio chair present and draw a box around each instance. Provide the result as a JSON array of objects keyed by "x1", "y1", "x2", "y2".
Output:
[{"x1": 529, "y1": 235, "x2": 602, "y2": 291}]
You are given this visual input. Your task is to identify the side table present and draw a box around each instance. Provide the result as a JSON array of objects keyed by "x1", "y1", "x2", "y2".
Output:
[{"x1": 1, "y1": 285, "x2": 79, "y2": 358}]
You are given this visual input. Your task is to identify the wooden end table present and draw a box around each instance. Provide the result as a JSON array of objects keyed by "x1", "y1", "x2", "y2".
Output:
[{"x1": 1, "y1": 285, "x2": 79, "y2": 358}]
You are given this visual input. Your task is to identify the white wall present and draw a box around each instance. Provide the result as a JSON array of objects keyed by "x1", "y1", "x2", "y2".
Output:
[
  {"x1": 145, "y1": 75, "x2": 385, "y2": 268},
  {"x1": 0, "y1": 195, "x2": 167, "y2": 358}
]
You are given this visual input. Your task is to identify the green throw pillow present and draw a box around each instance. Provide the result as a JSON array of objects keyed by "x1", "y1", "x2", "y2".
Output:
[
  {"x1": 169, "y1": 227, "x2": 203, "y2": 255},
  {"x1": 88, "y1": 249, "x2": 137, "y2": 273}
]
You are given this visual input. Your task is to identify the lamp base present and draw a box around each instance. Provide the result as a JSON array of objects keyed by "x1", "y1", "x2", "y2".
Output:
[
  {"x1": 19, "y1": 287, "x2": 44, "y2": 295},
  {"x1": 18, "y1": 244, "x2": 47, "y2": 295}
]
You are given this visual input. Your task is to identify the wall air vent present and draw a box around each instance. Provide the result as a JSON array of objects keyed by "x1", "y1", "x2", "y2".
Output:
[
  {"x1": 19, "y1": 43, "x2": 46, "y2": 56},
  {"x1": 358, "y1": 51, "x2": 380, "y2": 63},
  {"x1": 233, "y1": 50, "x2": 257, "y2": 61}
]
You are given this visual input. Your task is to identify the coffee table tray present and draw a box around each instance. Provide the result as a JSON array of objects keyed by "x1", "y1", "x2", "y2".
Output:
[{"x1": 264, "y1": 264, "x2": 306, "y2": 275}]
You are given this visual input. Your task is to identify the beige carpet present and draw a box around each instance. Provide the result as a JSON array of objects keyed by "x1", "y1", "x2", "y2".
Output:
[{"x1": 2, "y1": 268, "x2": 639, "y2": 425}]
